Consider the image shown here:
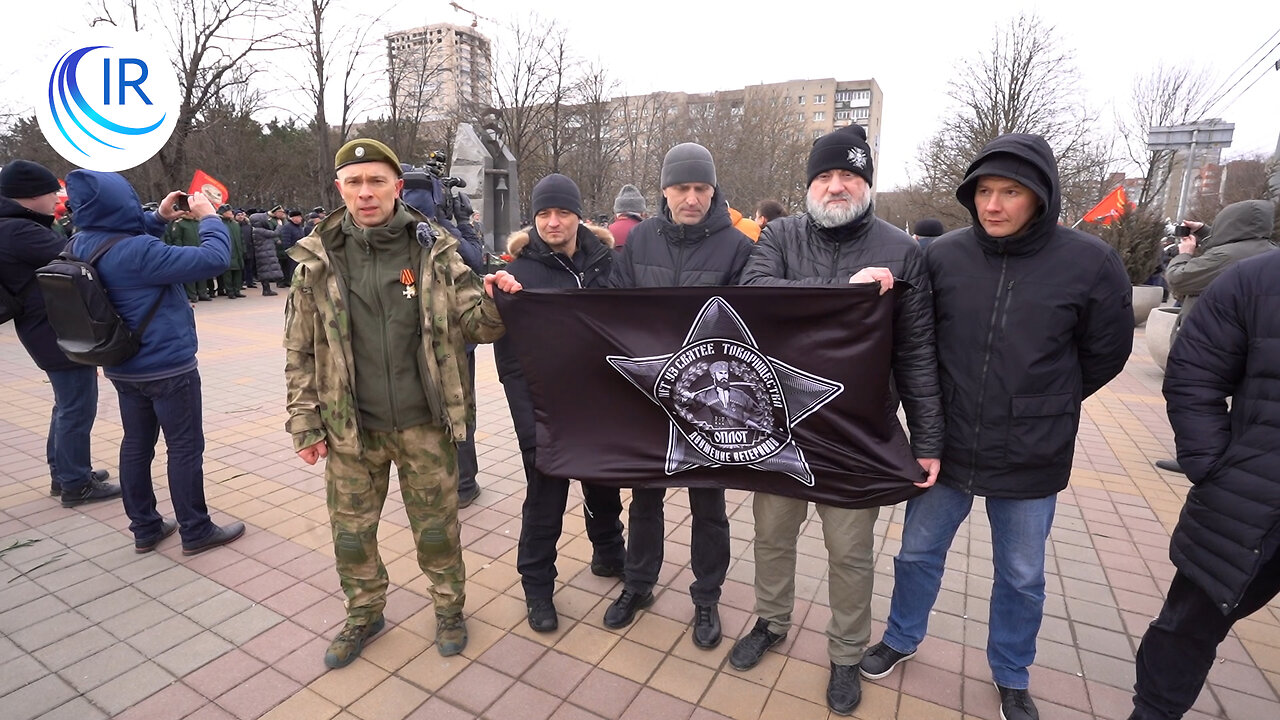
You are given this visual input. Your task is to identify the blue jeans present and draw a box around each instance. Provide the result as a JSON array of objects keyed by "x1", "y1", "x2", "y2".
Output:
[
  {"x1": 883, "y1": 482, "x2": 1057, "y2": 689},
  {"x1": 46, "y1": 366, "x2": 100, "y2": 491},
  {"x1": 111, "y1": 369, "x2": 214, "y2": 544}
]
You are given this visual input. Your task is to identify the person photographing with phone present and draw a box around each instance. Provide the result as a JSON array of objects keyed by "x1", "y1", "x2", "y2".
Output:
[
  {"x1": 63, "y1": 171, "x2": 245, "y2": 555},
  {"x1": 1153, "y1": 200, "x2": 1277, "y2": 475}
]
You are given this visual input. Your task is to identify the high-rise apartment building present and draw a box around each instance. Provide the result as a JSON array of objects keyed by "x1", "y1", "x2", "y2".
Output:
[{"x1": 385, "y1": 22, "x2": 492, "y2": 121}]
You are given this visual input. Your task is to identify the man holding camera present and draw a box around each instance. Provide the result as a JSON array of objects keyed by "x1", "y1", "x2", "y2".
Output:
[{"x1": 1153, "y1": 200, "x2": 1277, "y2": 475}]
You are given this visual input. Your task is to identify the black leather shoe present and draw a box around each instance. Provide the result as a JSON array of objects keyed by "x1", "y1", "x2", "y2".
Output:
[
  {"x1": 527, "y1": 598, "x2": 558, "y2": 633},
  {"x1": 603, "y1": 588, "x2": 653, "y2": 628},
  {"x1": 590, "y1": 555, "x2": 624, "y2": 578},
  {"x1": 692, "y1": 603, "x2": 721, "y2": 649},
  {"x1": 262, "y1": 288, "x2": 279, "y2": 297},
  {"x1": 827, "y1": 663, "x2": 862, "y2": 715},
  {"x1": 1154, "y1": 458, "x2": 1184, "y2": 474},
  {"x1": 197, "y1": 294, "x2": 211, "y2": 301},
  {"x1": 996, "y1": 684, "x2": 1040, "y2": 720},
  {"x1": 181, "y1": 521, "x2": 245, "y2": 556},
  {"x1": 135, "y1": 518, "x2": 178, "y2": 553},
  {"x1": 61, "y1": 478, "x2": 122, "y2": 508},
  {"x1": 458, "y1": 484, "x2": 480, "y2": 509},
  {"x1": 52, "y1": 469, "x2": 110, "y2": 496},
  {"x1": 729, "y1": 618, "x2": 786, "y2": 670}
]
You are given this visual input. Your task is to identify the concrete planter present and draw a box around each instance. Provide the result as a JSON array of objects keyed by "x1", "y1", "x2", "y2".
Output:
[
  {"x1": 1146, "y1": 306, "x2": 1180, "y2": 372},
  {"x1": 1132, "y1": 285, "x2": 1164, "y2": 327}
]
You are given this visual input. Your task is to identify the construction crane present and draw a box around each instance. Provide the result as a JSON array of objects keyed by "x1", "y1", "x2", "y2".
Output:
[{"x1": 448, "y1": 1, "x2": 491, "y2": 28}]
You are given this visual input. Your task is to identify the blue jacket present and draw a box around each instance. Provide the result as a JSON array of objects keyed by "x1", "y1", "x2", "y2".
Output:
[{"x1": 64, "y1": 170, "x2": 230, "y2": 381}]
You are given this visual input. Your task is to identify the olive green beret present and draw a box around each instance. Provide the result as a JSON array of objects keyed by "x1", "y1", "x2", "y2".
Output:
[{"x1": 334, "y1": 138, "x2": 402, "y2": 176}]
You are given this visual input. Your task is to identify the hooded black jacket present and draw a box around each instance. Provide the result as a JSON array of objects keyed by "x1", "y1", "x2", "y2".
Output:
[
  {"x1": 0, "y1": 195, "x2": 80, "y2": 372},
  {"x1": 495, "y1": 223, "x2": 615, "y2": 449},
  {"x1": 741, "y1": 207, "x2": 944, "y2": 458},
  {"x1": 927, "y1": 133, "x2": 1133, "y2": 498},
  {"x1": 608, "y1": 190, "x2": 752, "y2": 288},
  {"x1": 1164, "y1": 250, "x2": 1280, "y2": 613}
]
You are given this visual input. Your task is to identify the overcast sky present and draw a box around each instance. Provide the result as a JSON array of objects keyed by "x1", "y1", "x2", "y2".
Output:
[{"x1": 5, "y1": 0, "x2": 1277, "y2": 191}]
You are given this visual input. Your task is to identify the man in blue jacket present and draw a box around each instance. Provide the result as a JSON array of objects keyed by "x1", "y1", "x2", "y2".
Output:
[
  {"x1": 65, "y1": 170, "x2": 244, "y2": 556},
  {"x1": 0, "y1": 160, "x2": 119, "y2": 506}
]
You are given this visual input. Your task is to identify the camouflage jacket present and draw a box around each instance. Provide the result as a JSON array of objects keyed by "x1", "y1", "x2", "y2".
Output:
[{"x1": 283, "y1": 203, "x2": 504, "y2": 453}]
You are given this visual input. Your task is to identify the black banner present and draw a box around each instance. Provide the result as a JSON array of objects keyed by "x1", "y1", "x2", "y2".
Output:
[{"x1": 494, "y1": 286, "x2": 925, "y2": 508}]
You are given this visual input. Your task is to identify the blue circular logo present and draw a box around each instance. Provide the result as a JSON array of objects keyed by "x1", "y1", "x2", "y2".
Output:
[{"x1": 35, "y1": 29, "x2": 178, "y2": 171}]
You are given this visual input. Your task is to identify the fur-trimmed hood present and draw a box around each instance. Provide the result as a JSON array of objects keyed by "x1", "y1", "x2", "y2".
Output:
[{"x1": 506, "y1": 223, "x2": 614, "y2": 258}]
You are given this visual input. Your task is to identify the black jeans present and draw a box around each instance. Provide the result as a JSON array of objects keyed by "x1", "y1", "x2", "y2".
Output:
[
  {"x1": 517, "y1": 447, "x2": 624, "y2": 599},
  {"x1": 1131, "y1": 543, "x2": 1280, "y2": 718},
  {"x1": 624, "y1": 486, "x2": 729, "y2": 605}
]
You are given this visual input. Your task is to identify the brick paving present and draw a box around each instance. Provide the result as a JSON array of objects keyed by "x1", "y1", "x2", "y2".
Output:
[{"x1": 1, "y1": 292, "x2": 1277, "y2": 720}]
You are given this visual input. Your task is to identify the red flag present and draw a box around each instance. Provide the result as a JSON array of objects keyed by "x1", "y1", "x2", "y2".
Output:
[
  {"x1": 188, "y1": 170, "x2": 229, "y2": 206},
  {"x1": 1083, "y1": 186, "x2": 1128, "y2": 225}
]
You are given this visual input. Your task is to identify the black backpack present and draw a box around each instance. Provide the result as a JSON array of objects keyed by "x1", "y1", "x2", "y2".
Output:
[{"x1": 35, "y1": 235, "x2": 163, "y2": 367}]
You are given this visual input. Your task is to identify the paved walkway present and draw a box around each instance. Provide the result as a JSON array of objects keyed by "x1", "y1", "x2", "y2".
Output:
[{"x1": 1, "y1": 291, "x2": 1277, "y2": 720}]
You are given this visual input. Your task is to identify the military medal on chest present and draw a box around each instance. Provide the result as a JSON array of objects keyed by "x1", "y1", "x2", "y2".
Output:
[{"x1": 400, "y1": 268, "x2": 416, "y2": 298}]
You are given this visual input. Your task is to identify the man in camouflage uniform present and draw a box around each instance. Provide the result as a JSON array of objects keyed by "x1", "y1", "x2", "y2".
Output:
[
  {"x1": 216, "y1": 204, "x2": 246, "y2": 298},
  {"x1": 284, "y1": 138, "x2": 509, "y2": 669},
  {"x1": 165, "y1": 212, "x2": 207, "y2": 302}
]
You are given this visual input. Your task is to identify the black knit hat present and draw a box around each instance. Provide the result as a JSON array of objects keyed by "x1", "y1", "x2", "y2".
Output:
[
  {"x1": 531, "y1": 174, "x2": 582, "y2": 218},
  {"x1": 914, "y1": 218, "x2": 944, "y2": 237},
  {"x1": 0, "y1": 160, "x2": 60, "y2": 199},
  {"x1": 806, "y1": 125, "x2": 874, "y2": 187},
  {"x1": 660, "y1": 143, "x2": 717, "y2": 188},
  {"x1": 289, "y1": 209, "x2": 303, "y2": 218}
]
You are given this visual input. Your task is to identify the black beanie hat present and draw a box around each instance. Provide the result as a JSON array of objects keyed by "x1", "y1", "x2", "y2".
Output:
[
  {"x1": 289, "y1": 209, "x2": 303, "y2": 218},
  {"x1": 531, "y1": 173, "x2": 582, "y2": 218},
  {"x1": 806, "y1": 125, "x2": 874, "y2": 187},
  {"x1": 914, "y1": 218, "x2": 945, "y2": 237},
  {"x1": 0, "y1": 160, "x2": 61, "y2": 199}
]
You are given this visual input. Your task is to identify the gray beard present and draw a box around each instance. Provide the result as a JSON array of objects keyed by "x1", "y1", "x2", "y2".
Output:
[{"x1": 807, "y1": 192, "x2": 870, "y2": 228}]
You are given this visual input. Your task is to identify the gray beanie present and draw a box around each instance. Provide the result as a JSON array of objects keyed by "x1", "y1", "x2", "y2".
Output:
[
  {"x1": 660, "y1": 143, "x2": 716, "y2": 188},
  {"x1": 613, "y1": 184, "x2": 646, "y2": 214}
]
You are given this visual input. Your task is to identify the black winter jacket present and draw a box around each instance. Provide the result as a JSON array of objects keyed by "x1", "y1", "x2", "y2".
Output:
[
  {"x1": 1164, "y1": 250, "x2": 1280, "y2": 613},
  {"x1": 928, "y1": 133, "x2": 1133, "y2": 498},
  {"x1": 741, "y1": 210, "x2": 944, "y2": 458},
  {"x1": 0, "y1": 196, "x2": 80, "y2": 372},
  {"x1": 495, "y1": 223, "x2": 615, "y2": 450},
  {"x1": 609, "y1": 192, "x2": 752, "y2": 288}
]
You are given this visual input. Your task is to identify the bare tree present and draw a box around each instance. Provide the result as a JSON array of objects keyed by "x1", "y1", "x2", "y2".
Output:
[
  {"x1": 1116, "y1": 64, "x2": 1217, "y2": 211},
  {"x1": 290, "y1": 0, "x2": 384, "y2": 207},
  {"x1": 94, "y1": 0, "x2": 295, "y2": 198},
  {"x1": 912, "y1": 13, "x2": 1111, "y2": 223},
  {"x1": 385, "y1": 25, "x2": 453, "y2": 163},
  {"x1": 490, "y1": 14, "x2": 567, "y2": 214},
  {"x1": 560, "y1": 61, "x2": 623, "y2": 217}
]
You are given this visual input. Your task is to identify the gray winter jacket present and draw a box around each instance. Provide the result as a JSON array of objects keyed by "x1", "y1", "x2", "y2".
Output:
[{"x1": 1166, "y1": 199, "x2": 1277, "y2": 333}]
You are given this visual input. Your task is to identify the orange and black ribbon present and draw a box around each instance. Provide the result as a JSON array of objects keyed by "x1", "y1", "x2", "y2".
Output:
[{"x1": 400, "y1": 268, "x2": 415, "y2": 286}]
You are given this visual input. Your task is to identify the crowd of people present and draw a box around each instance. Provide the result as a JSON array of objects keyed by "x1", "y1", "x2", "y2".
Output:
[{"x1": 2, "y1": 118, "x2": 1277, "y2": 720}]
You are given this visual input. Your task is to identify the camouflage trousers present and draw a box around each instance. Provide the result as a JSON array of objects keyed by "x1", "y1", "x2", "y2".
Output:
[{"x1": 326, "y1": 423, "x2": 464, "y2": 623}]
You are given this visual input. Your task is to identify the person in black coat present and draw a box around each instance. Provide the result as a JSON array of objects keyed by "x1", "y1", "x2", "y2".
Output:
[
  {"x1": 735, "y1": 124, "x2": 943, "y2": 716},
  {"x1": 604, "y1": 143, "x2": 752, "y2": 651},
  {"x1": 492, "y1": 174, "x2": 626, "y2": 633},
  {"x1": 0, "y1": 160, "x2": 120, "y2": 506},
  {"x1": 1129, "y1": 248, "x2": 1280, "y2": 719},
  {"x1": 860, "y1": 133, "x2": 1133, "y2": 720}
]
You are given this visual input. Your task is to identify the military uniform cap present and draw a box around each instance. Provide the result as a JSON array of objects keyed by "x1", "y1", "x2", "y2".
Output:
[{"x1": 335, "y1": 138, "x2": 403, "y2": 176}]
